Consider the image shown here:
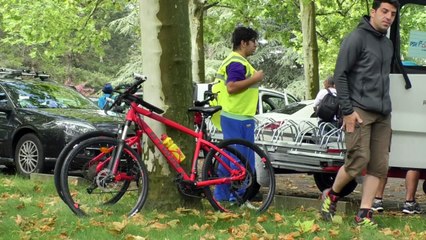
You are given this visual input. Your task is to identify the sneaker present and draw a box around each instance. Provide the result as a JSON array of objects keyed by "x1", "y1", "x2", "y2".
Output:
[
  {"x1": 320, "y1": 188, "x2": 339, "y2": 221},
  {"x1": 372, "y1": 199, "x2": 384, "y2": 212},
  {"x1": 402, "y1": 201, "x2": 422, "y2": 214},
  {"x1": 354, "y1": 210, "x2": 378, "y2": 228}
]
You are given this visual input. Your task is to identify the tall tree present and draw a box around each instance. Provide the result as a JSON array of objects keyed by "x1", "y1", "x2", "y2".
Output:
[
  {"x1": 299, "y1": 0, "x2": 319, "y2": 99},
  {"x1": 190, "y1": 0, "x2": 206, "y2": 83},
  {"x1": 140, "y1": 0, "x2": 198, "y2": 210}
]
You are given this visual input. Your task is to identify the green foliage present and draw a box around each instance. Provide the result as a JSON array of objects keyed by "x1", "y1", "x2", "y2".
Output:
[
  {"x1": 250, "y1": 41, "x2": 304, "y2": 91},
  {"x1": 0, "y1": 0, "x2": 126, "y2": 58},
  {"x1": 203, "y1": 0, "x2": 305, "y2": 92},
  {"x1": 203, "y1": 0, "x2": 370, "y2": 94},
  {"x1": 1, "y1": 0, "x2": 425, "y2": 99},
  {"x1": 0, "y1": 0, "x2": 138, "y2": 91},
  {"x1": 314, "y1": 0, "x2": 368, "y2": 76}
]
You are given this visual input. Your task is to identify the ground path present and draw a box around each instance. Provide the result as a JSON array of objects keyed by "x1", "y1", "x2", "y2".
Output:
[{"x1": 275, "y1": 173, "x2": 426, "y2": 213}]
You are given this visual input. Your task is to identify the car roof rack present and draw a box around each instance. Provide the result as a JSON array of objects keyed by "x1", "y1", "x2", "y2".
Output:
[{"x1": 0, "y1": 68, "x2": 50, "y2": 81}]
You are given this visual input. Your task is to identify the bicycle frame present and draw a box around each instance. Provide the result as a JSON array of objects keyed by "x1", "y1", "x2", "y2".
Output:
[{"x1": 109, "y1": 101, "x2": 247, "y2": 188}]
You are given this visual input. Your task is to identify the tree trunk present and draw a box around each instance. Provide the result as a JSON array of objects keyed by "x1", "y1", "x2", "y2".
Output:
[
  {"x1": 190, "y1": 0, "x2": 206, "y2": 84},
  {"x1": 140, "y1": 0, "x2": 199, "y2": 210},
  {"x1": 300, "y1": 0, "x2": 319, "y2": 99}
]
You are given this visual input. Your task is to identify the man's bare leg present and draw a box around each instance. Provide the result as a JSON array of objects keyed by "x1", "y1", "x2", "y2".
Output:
[
  {"x1": 360, "y1": 174, "x2": 380, "y2": 209},
  {"x1": 375, "y1": 177, "x2": 387, "y2": 199},
  {"x1": 405, "y1": 170, "x2": 420, "y2": 201},
  {"x1": 402, "y1": 170, "x2": 422, "y2": 214},
  {"x1": 331, "y1": 166, "x2": 354, "y2": 193}
]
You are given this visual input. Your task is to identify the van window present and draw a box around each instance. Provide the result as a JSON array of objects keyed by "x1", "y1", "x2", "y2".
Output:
[{"x1": 399, "y1": 4, "x2": 426, "y2": 68}]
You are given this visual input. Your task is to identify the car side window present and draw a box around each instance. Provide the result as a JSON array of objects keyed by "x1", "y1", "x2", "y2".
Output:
[
  {"x1": 261, "y1": 94, "x2": 287, "y2": 113},
  {"x1": 286, "y1": 94, "x2": 299, "y2": 104},
  {"x1": 262, "y1": 98, "x2": 275, "y2": 113}
]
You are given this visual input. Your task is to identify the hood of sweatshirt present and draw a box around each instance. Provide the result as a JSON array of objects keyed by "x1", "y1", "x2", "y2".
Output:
[{"x1": 358, "y1": 15, "x2": 387, "y2": 38}]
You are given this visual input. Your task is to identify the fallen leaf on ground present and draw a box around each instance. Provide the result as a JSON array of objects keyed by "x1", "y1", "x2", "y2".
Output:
[
  {"x1": 125, "y1": 234, "x2": 147, "y2": 240},
  {"x1": 329, "y1": 229, "x2": 339, "y2": 237},
  {"x1": 257, "y1": 215, "x2": 268, "y2": 223},
  {"x1": 148, "y1": 222, "x2": 169, "y2": 230},
  {"x1": 254, "y1": 223, "x2": 267, "y2": 234},
  {"x1": 278, "y1": 231, "x2": 300, "y2": 240},
  {"x1": 110, "y1": 220, "x2": 128, "y2": 233},
  {"x1": 190, "y1": 223, "x2": 200, "y2": 230},
  {"x1": 15, "y1": 215, "x2": 23, "y2": 226},
  {"x1": 167, "y1": 219, "x2": 180, "y2": 228},
  {"x1": 274, "y1": 213, "x2": 284, "y2": 223},
  {"x1": 200, "y1": 233, "x2": 216, "y2": 240},
  {"x1": 331, "y1": 215, "x2": 343, "y2": 224}
]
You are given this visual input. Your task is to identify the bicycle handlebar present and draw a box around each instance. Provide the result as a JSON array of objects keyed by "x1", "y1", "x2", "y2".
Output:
[
  {"x1": 193, "y1": 81, "x2": 219, "y2": 107},
  {"x1": 194, "y1": 90, "x2": 217, "y2": 107},
  {"x1": 105, "y1": 73, "x2": 164, "y2": 114}
]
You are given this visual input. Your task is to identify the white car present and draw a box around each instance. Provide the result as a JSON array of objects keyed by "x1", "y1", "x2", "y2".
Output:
[{"x1": 194, "y1": 83, "x2": 317, "y2": 126}]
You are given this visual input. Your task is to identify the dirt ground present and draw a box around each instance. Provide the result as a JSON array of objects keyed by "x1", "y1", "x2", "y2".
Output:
[{"x1": 275, "y1": 173, "x2": 426, "y2": 211}]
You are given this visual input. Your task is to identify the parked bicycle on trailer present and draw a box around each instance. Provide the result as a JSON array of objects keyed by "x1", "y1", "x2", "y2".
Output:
[{"x1": 55, "y1": 74, "x2": 276, "y2": 217}]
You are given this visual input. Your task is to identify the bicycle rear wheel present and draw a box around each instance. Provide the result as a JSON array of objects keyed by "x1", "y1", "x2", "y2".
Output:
[
  {"x1": 59, "y1": 136, "x2": 148, "y2": 217},
  {"x1": 202, "y1": 138, "x2": 275, "y2": 214}
]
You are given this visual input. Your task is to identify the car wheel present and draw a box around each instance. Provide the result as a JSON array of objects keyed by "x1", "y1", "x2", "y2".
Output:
[
  {"x1": 14, "y1": 133, "x2": 45, "y2": 177},
  {"x1": 313, "y1": 172, "x2": 357, "y2": 197}
]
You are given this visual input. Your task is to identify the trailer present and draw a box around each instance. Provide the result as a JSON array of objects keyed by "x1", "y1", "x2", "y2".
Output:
[{"x1": 208, "y1": 118, "x2": 359, "y2": 197}]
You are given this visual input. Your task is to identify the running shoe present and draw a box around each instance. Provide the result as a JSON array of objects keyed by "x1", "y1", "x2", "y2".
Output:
[
  {"x1": 372, "y1": 198, "x2": 384, "y2": 212},
  {"x1": 402, "y1": 201, "x2": 422, "y2": 214},
  {"x1": 354, "y1": 209, "x2": 378, "y2": 228},
  {"x1": 320, "y1": 188, "x2": 339, "y2": 221}
]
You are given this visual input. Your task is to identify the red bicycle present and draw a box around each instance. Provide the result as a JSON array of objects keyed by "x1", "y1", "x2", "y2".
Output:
[{"x1": 56, "y1": 74, "x2": 275, "y2": 217}]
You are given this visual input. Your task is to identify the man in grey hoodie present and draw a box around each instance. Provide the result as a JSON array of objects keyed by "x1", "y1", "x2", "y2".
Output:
[{"x1": 320, "y1": 0, "x2": 399, "y2": 227}]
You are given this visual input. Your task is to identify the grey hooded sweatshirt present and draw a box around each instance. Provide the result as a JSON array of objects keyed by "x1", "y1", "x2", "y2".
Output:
[{"x1": 334, "y1": 16, "x2": 393, "y2": 116}]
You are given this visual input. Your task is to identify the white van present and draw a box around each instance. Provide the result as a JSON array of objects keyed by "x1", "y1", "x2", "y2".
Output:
[{"x1": 388, "y1": 1, "x2": 426, "y2": 173}]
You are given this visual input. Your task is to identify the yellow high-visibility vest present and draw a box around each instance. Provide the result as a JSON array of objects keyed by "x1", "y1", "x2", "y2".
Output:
[{"x1": 211, "y1": 52, "x2": 258, "y2": 130}]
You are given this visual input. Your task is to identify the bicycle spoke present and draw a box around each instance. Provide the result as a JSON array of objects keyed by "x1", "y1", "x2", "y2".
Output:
[{"x1": 201, "y1": 138, "x2": 275, "y2": 214}]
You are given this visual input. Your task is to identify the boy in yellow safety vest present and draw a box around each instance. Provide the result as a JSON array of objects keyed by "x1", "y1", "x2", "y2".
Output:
[{"x1": 212, "y1": 26, "x2": 264, "y2": 201}]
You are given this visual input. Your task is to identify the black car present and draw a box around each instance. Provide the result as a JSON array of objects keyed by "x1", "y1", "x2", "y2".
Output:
[{"x1": 0, "y1": 69, "x2": 122, "y2": 176}]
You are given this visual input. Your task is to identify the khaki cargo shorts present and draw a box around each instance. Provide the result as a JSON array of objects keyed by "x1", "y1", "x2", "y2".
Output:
[{"x1": 344, "y1": 107, "x2": 391, "y2": 178}]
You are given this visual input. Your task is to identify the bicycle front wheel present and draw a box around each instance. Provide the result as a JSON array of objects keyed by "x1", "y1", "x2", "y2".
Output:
[
  {"x1": 59, "y1": 136, "x2": 148, "y2": 217},
  {"x1": 54, "y1": 131, "x2": 116, "y2": 202},
  {"x1": 201, "y1": 138, "x2": 276, "y2": 214}
]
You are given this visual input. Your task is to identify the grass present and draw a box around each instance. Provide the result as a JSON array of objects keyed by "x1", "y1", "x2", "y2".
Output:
[{"x1": 1, "y1": 173, "x2": 426, "y2": 240}]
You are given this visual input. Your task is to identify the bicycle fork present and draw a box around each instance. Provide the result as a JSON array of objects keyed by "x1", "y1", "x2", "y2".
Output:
[
  {"x1": 86, "y1": 121, "x2": 132, "y2": 194},
  {"x1": 107, "y1": 121, "x2": 132, "y2": 176}
]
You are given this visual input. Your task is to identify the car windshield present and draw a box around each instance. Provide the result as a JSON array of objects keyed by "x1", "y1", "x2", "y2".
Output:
[{"x1": 3, "y1": 80, "x2": 99, "y2": 109}]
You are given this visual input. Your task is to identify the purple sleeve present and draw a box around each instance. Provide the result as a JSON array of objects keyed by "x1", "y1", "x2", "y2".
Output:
[{"x1": 226, "y1": 62, "x2": 246, "y2": 83}]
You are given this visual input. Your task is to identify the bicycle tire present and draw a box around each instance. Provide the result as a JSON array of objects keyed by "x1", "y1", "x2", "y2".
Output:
[
  {"x1": 59, "y1": 136, "x2": 148, "y2": 217},
  {"x1": 201, "y1": 138, "x2": 275, "y2": 214},
  {"x1": 54, "y1": 131, "x2": 116, "y2": 202}
]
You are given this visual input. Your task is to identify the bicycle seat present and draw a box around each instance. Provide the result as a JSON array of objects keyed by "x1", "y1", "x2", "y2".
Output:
[{"x1": 188, "y1": 105, "x2": 222, "y2": 116}]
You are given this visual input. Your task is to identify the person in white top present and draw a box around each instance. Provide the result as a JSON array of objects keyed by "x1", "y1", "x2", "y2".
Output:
[
  {"x1": 314, "y1": 76, "x2": 338, "y2": 124},
  {"x1": 313, "y1": 76, "x2": 337, "y2": 111}
]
